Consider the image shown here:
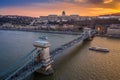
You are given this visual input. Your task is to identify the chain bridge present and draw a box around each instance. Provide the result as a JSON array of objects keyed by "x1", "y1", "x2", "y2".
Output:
[{"x1": 0, "y1": 28, "x2": 96, "y2": 80}]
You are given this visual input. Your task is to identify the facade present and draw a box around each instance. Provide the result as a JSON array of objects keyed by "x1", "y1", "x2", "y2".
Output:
[
  {"x1": 39, "y1": 11, "x2": 81, "y2": 22},
  {"x1": 107, "y1": 24, "x2": 120, "y2": 38},
  {"x1": 70, "y1": 15, "x2": 79, "y2": 20},
  {"x1": 38, "y1": 11, "x2": 94, "y2": 23},
  {"x1": 2, "y1": 23, "x2": 14, "y2": 27},
  {"x1": 48, "y1": 15, "x2": 58, "y2": 22}
]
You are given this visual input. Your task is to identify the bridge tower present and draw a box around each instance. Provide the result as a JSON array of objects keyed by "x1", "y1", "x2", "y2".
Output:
[
  {"x1": 83, "y1": 28, "x2": 93, "y2": 40},
  {"x1": 33, "y1": 37, "x2": 53, "y2": 75}
]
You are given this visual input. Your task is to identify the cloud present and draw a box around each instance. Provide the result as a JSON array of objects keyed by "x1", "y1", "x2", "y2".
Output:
[
  {"x1": 56, "y1": 0, "x2": 120, "y2": 9},
  {"x1": 88, "y1": 0, "x2": 104, "y2": 4},
  {"x1": 0, "y1": 0, "x2": 120, "y2": 17},
  {"x1": 104, "y1": 0, "x2": 113, "y2": 3}
]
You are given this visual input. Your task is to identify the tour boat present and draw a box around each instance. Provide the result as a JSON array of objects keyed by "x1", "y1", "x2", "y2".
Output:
[
  {"x1": 89, "y1": 47, "x2": 110, "y2": 52},
  {"x1": 39, "y1": 36, "x2": 48, "y2": 40}
]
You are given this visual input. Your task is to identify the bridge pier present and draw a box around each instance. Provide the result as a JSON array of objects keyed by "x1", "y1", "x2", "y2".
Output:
[
  {"x1": 33, "y1": 38, "x2": 54, "y2": 75},
  {"x1": 83, "y1": 28, "x2": 94, "y2": 41}
]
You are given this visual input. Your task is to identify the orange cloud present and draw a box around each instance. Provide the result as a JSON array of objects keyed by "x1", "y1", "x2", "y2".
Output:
[{"x1": 0, "y1": 2, "x2": 120, "y2": 17}]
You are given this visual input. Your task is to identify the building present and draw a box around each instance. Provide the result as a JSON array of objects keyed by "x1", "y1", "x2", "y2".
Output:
[
  {"x1": 39, "y1": 16, "x2": 48, "y2": 23},
  {"x1": 70, "y1": 15, "x2": 80, "y2": 21},
  {"x1": 107, "y1": 24, "x2": 120, "y2": 38},
  {"x1": 2, "y1": 23, "x2": 14, "y2": 28},
  {"x1": 39, "y1": 11, "x2": 81, "y2": 23},
  {"x1": 48, "y1": 15, "x2": 58, "y2": 22}
]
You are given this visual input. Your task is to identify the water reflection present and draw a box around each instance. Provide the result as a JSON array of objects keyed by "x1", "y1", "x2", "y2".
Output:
[
  {"x1": 0, "y1": 30, "x2": 120, "y2": 80},
  {"x1": 33, "y1": 37, "x2": 120, "y2": 80}
]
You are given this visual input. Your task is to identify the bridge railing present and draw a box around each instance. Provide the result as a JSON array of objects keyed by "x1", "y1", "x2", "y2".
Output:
[{"x1": 50, "y1": 35, "x2": 84, "y2": 57}]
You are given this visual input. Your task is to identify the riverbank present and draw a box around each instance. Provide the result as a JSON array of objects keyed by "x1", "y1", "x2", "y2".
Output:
[
  {"x1": 96, "y1": 34, "x2": 120, "y2": 38},
  {"x1": 0, "y1": 29, "x2": 81, "y2": 35}
]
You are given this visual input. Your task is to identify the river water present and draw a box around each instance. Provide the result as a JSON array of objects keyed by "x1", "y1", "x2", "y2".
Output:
[{"x1": 0, "y1": 30, "x2": 120, "y2": 80}]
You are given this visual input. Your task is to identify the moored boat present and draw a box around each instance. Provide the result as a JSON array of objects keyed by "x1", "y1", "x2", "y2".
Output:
[{"x1": 89, "y1": 47, "x2": 110, "y2": 52}]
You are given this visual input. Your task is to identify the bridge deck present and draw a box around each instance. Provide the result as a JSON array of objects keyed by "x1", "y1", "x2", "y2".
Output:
[{"x1": 50, "y1": 34, "x2": 86, "y2": 57}]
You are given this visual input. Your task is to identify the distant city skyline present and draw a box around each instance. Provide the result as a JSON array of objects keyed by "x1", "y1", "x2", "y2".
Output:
[{"x1": 0, "y1": 0, "x2": 120, "y2": 17}]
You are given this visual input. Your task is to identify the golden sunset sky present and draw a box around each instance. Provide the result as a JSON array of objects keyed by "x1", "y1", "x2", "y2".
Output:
[{"x1": 0, "y1": 0, "x2": 120, "y2": 17}]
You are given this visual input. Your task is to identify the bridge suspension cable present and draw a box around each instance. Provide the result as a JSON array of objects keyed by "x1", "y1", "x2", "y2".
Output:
[
  {"x1": 4, "y1": 48, "x2": 44, "y2": 80},
  {"x1": 0, "y1": 48, "x2": 38, "y2": 80}
]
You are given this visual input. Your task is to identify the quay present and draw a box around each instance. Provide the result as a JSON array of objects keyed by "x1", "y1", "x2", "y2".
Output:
[{"x1": 0, "y1": 28, "x2": 81, "y2": 35}]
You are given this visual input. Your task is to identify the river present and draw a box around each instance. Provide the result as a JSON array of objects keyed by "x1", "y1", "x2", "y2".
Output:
[{"x1": 0, "y1": 30, "x2": 120, "y2": 80}]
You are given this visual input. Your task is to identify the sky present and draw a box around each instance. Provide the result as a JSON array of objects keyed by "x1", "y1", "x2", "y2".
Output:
[{"x1": 0, "y1": 0, "x2": 120, "y2": 17}]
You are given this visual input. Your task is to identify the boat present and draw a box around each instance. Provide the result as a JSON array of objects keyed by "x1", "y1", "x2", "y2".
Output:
[
  {"x1": 89, "y1": 47, "x2": 110, "y2": 52},
  {"x1": 39, "y1": 36, "x2": 48, "y2": 40}
]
